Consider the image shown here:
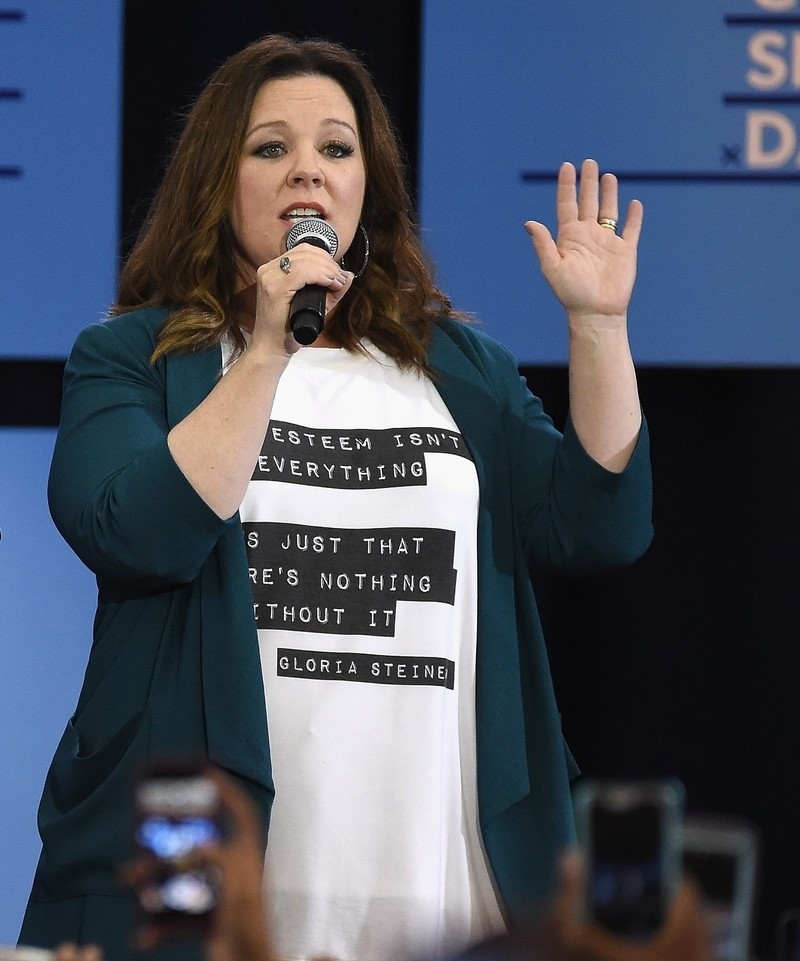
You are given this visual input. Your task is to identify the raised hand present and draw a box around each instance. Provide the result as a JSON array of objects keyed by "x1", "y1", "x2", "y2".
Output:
[{"x1": 524, "y1": 158, "x2": 643, "y2": 324}]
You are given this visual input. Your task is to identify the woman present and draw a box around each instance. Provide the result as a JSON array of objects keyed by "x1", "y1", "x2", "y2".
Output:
[{"x1": 20, "y1": 34, "x2": 652, "y2": 961}]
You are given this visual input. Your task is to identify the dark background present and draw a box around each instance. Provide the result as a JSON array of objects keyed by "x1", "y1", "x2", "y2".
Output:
[{"x1": 3, "y1": 2, "x2": 799, "y2": 957}]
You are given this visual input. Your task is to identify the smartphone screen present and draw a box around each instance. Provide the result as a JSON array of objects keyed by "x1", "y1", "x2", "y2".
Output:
[
  {"x1": 133, "y1": 764, "x2": 223, "y2": 928},
  {"x1": 574, "y1": 779, "x2": 684, "y2": 940}
]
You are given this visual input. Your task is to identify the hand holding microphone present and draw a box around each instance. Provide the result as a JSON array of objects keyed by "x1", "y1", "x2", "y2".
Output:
[{"x1": 284, "y1": 218, "x2": 340, "y2": 345}]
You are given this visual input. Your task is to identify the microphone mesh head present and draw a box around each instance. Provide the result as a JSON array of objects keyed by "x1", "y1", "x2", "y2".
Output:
[{"x1": 284, "y1": 218, "x2": 339, "y2": 257}]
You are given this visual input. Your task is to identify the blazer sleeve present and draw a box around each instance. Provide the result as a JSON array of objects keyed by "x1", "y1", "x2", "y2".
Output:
[
  {"x1": 516, "y1": 391, "x2": 653, "y2": 574},
  {"x1": 48, "y1": 316, "x2": 231, "y2": 589},
  {"x1": 444, "y1": 322, "x2": 653, "y2": 575},
  {"x1": 507, "y1": 364, "x2": 653, "y2": 575}
]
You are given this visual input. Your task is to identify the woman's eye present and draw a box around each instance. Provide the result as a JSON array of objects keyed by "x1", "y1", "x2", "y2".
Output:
[
  {"x1": 323, "y1": 140, "x2": 355, "y2": 159},
  {"x1": 254, "y1": 142, "x2": 285, "y2": 159}
]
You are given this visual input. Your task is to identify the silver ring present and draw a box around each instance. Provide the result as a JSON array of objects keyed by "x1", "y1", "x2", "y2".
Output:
[
  {"x1": 598, "y1": 218, "x2": 618, "y2": 232},
  {"x1": 279, "y1": 255, "x2": 291, "y2": 274}
]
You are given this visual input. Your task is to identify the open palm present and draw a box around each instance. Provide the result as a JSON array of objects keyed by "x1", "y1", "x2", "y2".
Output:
[{"x1": 525, "y1": 158, "x2": 643, "y2": 322}]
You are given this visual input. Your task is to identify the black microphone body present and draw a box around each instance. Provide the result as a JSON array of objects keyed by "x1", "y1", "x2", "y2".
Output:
[{"x1": 285, "y1": 219, "x2": 339, "y2": 346}]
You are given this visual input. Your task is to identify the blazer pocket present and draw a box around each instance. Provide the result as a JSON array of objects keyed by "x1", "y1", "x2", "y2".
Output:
[{"x1": 48, "y1": 710, "x2": 146, "y2": 812}]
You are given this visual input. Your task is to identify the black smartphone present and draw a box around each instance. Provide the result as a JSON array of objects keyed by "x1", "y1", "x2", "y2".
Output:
[
  {"x1": 573, "y1": 778, "x2": 685, "y2": 940},
  {"x1": 132, "y1": 760, "x2": 224, "y2": 934},
  {"x1": 680, "y1": 816, "x2": 758, "y2": 961}
]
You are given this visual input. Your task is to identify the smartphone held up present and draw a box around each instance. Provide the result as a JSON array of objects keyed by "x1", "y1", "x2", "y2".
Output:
[
  {"x1": 574, "y1": 778, "x2": 685, "y2": 941},
  {"x1": 680, "y1": 816, "x2": 758, "y2": 961},
  {"x1": 573, "y1": 778, "x2": 759, "y2": 961},
  {"x1": 131, "y1": 761, "x2": 225, "y2": 935}
]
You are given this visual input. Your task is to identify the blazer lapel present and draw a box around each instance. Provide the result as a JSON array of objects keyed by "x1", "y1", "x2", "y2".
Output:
[{"x1": 428, "y1": 324, "x2": 531, "y2": 827}]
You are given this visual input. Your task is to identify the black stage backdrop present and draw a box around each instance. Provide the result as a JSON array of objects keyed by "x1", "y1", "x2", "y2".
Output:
[{"x1": 3, "y1": 1, "x2": 799, "y2": 956}]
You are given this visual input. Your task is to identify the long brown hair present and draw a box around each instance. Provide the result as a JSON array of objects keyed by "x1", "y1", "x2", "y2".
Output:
[{"x1": 113, "y1": 34, "x2": 462, "y2": 369}]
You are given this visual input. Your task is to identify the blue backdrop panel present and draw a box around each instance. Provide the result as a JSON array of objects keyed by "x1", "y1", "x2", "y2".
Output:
[
  {"x1": 419, "y1": 0, "x2": 800, "y2": 365},
  {"x1": 0, "y1": 2, "x2": 122, "y2": 358},
  {"x1": 0, "y1": 429, "x2": 95, "y2": 944}
]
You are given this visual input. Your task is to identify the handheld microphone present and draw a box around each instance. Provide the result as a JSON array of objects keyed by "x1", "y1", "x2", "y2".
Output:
[{"x1": 284, "y1": 218, "x2": 339, "y2": 345}]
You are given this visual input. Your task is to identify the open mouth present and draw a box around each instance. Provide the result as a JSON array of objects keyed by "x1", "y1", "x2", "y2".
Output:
[{"x1": 282, "y1": 207, "x2": 325, "y2": 222}]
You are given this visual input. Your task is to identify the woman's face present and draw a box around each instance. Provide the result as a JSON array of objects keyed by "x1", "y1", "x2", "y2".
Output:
[{"x1": 230, "y1": 74, "x2": 367, "y2": 284}]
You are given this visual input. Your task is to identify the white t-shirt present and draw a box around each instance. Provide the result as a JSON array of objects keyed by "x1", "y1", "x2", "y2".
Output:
[{"x1": 235, "y1": 341, "x2": 506, "y2": 961}]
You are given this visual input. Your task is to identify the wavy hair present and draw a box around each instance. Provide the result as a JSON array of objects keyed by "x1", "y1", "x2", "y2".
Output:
[{"x1": 112, "y1": 34, "x2": 464, "y2": 369}]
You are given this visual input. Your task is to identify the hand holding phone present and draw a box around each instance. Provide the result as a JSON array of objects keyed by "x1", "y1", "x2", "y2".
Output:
[{"x1": 125, "y1": 762, "x2": 273, "y2": 961}]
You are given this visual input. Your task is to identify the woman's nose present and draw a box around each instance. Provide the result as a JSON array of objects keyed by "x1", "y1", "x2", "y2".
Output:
[{"x1": 288, "y1": 146, "x2": 324, "y2": 186}]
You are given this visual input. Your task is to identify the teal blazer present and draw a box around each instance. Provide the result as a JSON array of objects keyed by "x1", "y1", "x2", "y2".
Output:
[{"x1": 20, "y1": 308, "x2": 652, "y2": 957}]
